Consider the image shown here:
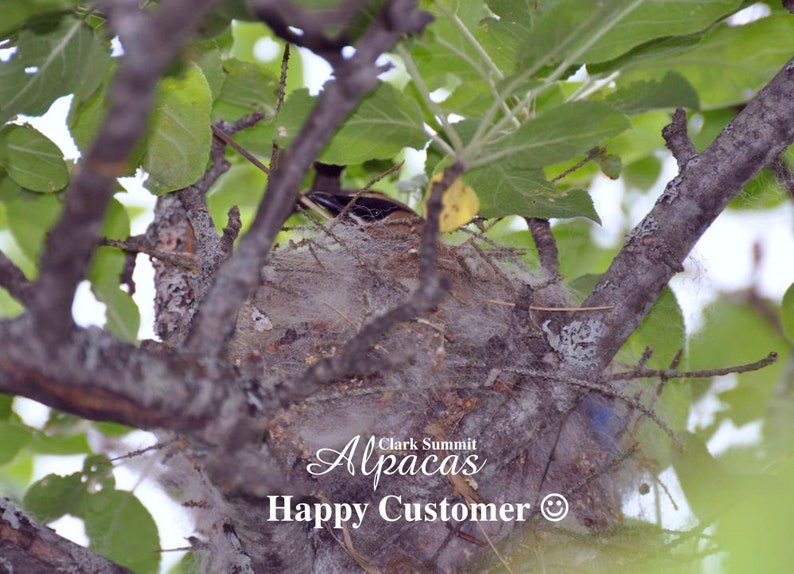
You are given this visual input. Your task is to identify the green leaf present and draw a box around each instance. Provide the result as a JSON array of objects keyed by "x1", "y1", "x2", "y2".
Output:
[
  {"x1": 212, "y1": 57, "x2": 277, "y2": 121},
  {"x1": 607, "y1": 14, "x2": 794, "y2": 109},
  {"x1": 0, "y1": 418, "x2": 33, "y2": 466},
  {"x1": 87, "y1": 199, "x2": 129, "y2": 292},
  {"x1": 623, "y1": 155, "x2": 662, "y2": 190},
  {"x1": 207, "y1": 162, "x2": 267, "y2": 232},
  {"x1": 604, "y1": 71, "x2": 700, "y2": 115},
  {"x1": 323, "y1": 82, "x2": 427, "y2": 164},
  {"x1": 93, "y1": 422, "x2": 135, "y2": 438},
  {"x1": 555, "y1": 222, "x2": 617, "y2": 279},
  {"x1": 143, "y1": 64, "x2": 213, "y2": 194},
  {"x1": 636, "y1": 379, "x2": 692, "y2": 470},
  {"x1": 29, "y1": 431, "x2": 92, "y2": 455},
  {"x1": 0, "y1": 394, "x2": 11, "y2": 419},
  {"x1": 606, "y1": 111, "x2": 669, "y2": 166},
  {"x1": 518, "y1": 0, "x2": 644, "y2": 71},
  {"x1": 623, "y1": 287, "x2": 686, "y2": 369},
  {"x1": 481, "y1": 101, "x2": 630, "y2": 168},
  {"x1": 190, "y1": 42, "x2": 225, "y2": 102},
  {"x1": 100, "y1": 287, "x2": 140, "y2": 342},
  {"x1": 276, "y1": 82, "x2": 427, "y2": 164},
  {"x1": 230, "y1": 22, "x2": 304, "y2": 86},
  {"x1": 782, "y1": 283, "x2": 794, "y2": 342},
  {"x1": 467, "y1": 162, "x2": 600, "y2": 221},
  {"x1": 4, "y1": 190, "x2": 63, "y2": 264},
  {"x1": 80, "y1": 490, "x2": 160, "y2": 574},
  {"x1": 617, "y1": 285, "x2": 687, "y2": 470},
  {"x1": 583, "y1": 0, "x2": 742, "y2": 64},
  {"x1": 87, "y1": 199, "x2": 140, "y2": 342},
  {"x1": 410, "y1": 0, "x2": 509, "y2": 107},
  {"x1": 0, "y1": 124, "x2": 69, "y2": 192},
  {"x1": 23, "y1": 472, "x2": 84, "y2": 522},
  {"x1": 0, "y1": 16, "x2": 110, "y2": 123},
  {"x1": 0, "y1": 0, "x2": 80, "y2": 37},
  {"x1": 689, "y1": 298, "x2": 787, "y2": 423},
  {"x1": 594, "y1": 150, "x2": 622, "y2": 180}
]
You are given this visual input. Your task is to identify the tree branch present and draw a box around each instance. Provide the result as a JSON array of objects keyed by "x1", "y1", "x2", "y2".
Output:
[
  {"x1": 28, "y1": 0, "x2": 217, "y2": 345},
  {"x1": 525, "y1": 217, "x2": 561, "y2": 281},
  {"x1": 0, "y1": 498, "x2": 132, "y2": 573},
  {"x1": 662, "y1": 108, "x2": 697, "y2": 168},
  {"x1": 185, "y1": 0, "x2": 432, "y2": 359},
  {"x1": 0, "y1": 250, "x2": 33, "y2": 306},
  {"x1": 0, "y1": 318, "x2": 232, "y2": 434},
  {"x1": 567, "y1": 56, "x2": 794, "y2": 374},
  {"x1": 251, "y1": 0, "x2": 370, "y2": 64}
]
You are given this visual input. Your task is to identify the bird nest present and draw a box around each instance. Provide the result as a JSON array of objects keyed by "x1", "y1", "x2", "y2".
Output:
[{"x1": 221, "y1": 218, "x2": 629, "y2": 571}]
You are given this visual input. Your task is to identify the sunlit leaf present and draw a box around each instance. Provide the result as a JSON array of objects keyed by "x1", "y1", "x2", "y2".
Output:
[{"x1": 518, "y1": 0, "x2": 643, "y2": 71}]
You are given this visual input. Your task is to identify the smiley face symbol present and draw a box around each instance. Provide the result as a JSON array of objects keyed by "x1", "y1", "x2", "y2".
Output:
[{"x1": 540, "y1": 493, "x2": 569, "y2": 522}]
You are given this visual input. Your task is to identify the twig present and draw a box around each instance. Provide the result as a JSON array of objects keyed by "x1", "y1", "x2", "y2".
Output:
[
  {"x1": 0, "y1": 250, "x2": 34, "y2": 306},
  {"x1": 220, "y1": 206, "x2": 242, "y2": 256},
  {"x1": 662, "y1": 108, "x2": 697, "y2": 168},
  {"x1": 249, "y1": 0, "x2": 364, "y2": 64},
  {"x1": 608, "y1": 351, "x2": 778, "y2": 382},
  {"x1": 525, "y1": 218, "x2": 561, "y2": 281},
  {"x1": 211, "y1": 124, "x2": 271, "y2": 175},
  {"x1": 549, "y1": 147, "x2": 603, "y2": 183},
  {"x1": 100, "y1": 238, "x2": 200, "y2": 270},
  {"x1": 276, "y1": 43, "x2": 290, "y2": 115},
  {"x1": 484, "y1": 299, "x2": 615, "y2": 312}
]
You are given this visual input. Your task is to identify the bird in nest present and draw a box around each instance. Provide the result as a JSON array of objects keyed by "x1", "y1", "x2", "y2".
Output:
[
  {"x1": 299, "y1": 162, "x2": 417, "y2": 227},
  {"x1": 299, "y1": 162, "x2": 480, "y2": 233}
]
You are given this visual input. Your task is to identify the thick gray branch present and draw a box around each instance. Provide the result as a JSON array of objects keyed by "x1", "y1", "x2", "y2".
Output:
[
  {"x1": 28, "y1": 0, "x2": 217, "y2": 345},
  {"x1": 0, "y1": 498, "x2": 132, "y2": 573},
  {"x1": 574, "y1": 56, "x2": 794, "y2": 373},
  {"x1": 0, "y1": 317, "x2": 235, "y2": 438}
]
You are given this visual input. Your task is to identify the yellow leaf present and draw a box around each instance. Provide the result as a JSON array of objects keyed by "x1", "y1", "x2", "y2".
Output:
[{"x1": 425, "y1": 174, "x2": 480, "y2": 232}]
